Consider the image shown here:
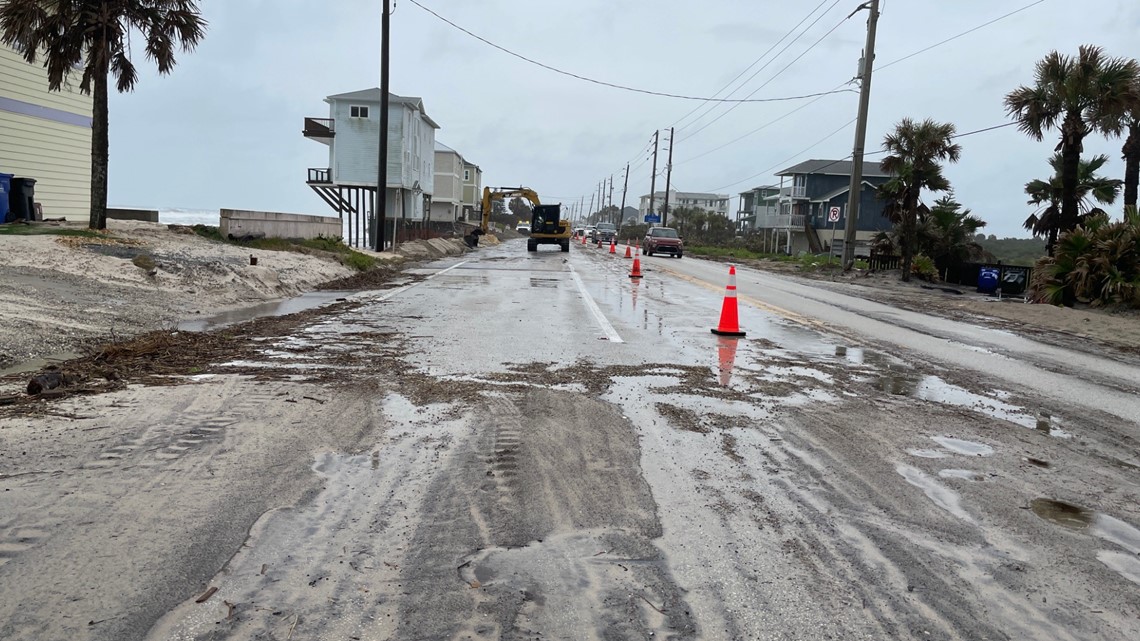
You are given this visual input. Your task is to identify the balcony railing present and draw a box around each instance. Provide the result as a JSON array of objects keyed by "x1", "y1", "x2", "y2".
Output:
[
  {"x1": 754, "y1": 213, "x2": 805, "y2": 229},
  {"x1": 791, "y1": 185, "x2": 807, "y2": 199},
  {"x1": 307, "y1": 167, "x2": 332, "y2": 184},
  {"x1": 303, "y1": 117, "x2": 335, "y2": 138}
]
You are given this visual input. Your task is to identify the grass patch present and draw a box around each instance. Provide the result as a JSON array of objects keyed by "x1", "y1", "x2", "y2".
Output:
[
  {"x1": 687, "y1": 246, "x2": 800, "y2": 262},
  {"x1": 188, "y1": 226, "x2": 376, "y2": 271},
  {"x1": 0, "y1": 225, "x2": 103, "y2": 238}
]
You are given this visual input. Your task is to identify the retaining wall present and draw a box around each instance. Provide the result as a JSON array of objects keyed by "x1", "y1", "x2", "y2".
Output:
[{"x1": 220, "y1": 209, "x2": 341, "y2": 240}]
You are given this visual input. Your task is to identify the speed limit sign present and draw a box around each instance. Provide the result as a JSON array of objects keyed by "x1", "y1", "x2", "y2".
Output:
[{"x1": 828, "y1": 206, "x2": 842, "y2": 222}]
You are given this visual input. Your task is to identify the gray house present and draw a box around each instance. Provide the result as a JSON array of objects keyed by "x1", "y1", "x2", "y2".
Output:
[
  {"x1": 754, "y1": 159, "x2": 894, "y2": 254},
  {"x1": 303, "y1": 89, "x2": 440, "y2": 246}
]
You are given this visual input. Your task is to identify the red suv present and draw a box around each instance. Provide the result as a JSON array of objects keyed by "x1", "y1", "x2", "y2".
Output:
[{"x1": 643, "y1": 227, "x2": 683, "y2": 258}]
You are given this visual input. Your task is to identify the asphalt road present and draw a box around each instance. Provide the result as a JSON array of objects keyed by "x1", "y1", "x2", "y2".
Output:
[{"x1": 2, "y1": 238, "x2": 1139, "y2": 640}]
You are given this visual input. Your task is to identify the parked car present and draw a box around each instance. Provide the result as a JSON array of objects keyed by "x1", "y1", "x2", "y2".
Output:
[
  {"x1": 643, "y1": 227, "x2": 683, "y2": 257},
  {"x1": 590, "y1": 222, "x2": 618, "y2": 244}
]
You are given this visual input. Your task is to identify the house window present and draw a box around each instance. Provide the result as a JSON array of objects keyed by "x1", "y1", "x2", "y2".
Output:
[
  {"x1": 350, "y1": 105, "x2": 369, "y2": 118},
  {"x1": 464, "y1": 169, "x2": 470, "y2": 181}
]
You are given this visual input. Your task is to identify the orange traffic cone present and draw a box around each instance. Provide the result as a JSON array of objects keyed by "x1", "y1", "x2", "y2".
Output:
[
  {"x1": 629, "y1": 247, "x2": 644, "y2": 279},
  {"x1": 711, "y1": 265, "x2": 745, "y2": 336},
  {"x1": 581, "y1": 234, "x2": 587, "y2": 245},
  {"x1": 624, "y1": 244, "x2": 632, "y2": 258},
  {"x1": 609, "y1": 239, "x2": 616, "y2": 254}
]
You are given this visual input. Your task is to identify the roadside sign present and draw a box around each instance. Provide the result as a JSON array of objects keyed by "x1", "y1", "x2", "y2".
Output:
[
  {"x1": 644, "y1": 214, "x2": 661, "y2": 223},
  {"x1": 828, "y1": 206, "x2": 842, "y2": 222}
]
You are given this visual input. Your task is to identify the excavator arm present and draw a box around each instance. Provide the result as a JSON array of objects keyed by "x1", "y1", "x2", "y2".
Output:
[{"x1": 481, "y1": 186, "x2": 541, "y2": 233}]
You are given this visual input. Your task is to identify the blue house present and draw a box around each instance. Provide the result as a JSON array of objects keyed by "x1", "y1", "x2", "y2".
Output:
[{"x1": 758, "y1": 159, "x2": 894, "y2": 255}]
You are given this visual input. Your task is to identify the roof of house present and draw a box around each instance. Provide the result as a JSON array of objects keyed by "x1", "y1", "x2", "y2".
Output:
[
  {"x1": 434, "y1": 141, "x2": 459, "y2": 154},
  {"x1": 640, "y1": 191, "x2": 730, "y2": 200},
  {"x1": 324, "y1": 89, "x2": 440, "y2": 128},
  {"x1": 810, "y1": 180, "x2": 882, "y2": 203},
  {"x1": 776, "y1": 159, "x2": 891, "y2": 178},
  {"x1": 742, "y1": 184, "x2": 780, "y2": 195}
]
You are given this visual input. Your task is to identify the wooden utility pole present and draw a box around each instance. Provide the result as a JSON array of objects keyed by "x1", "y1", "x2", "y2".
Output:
[
  {"x1": 588, "y1": 192, "x2": 595, "y2": 223},
  {"x1": 663, "y1": 127, "x2": 675, "y2": 227},
  {"x1": 619, "y1": 163, "x2": 630, "y2": 227},
  {"x1": 373, "y1": 0, "x2": 392, "y2": 252},
  {"x1": 842, "y1": 0, "x2": 881, "y2": 268},
  {"x1": 647, "y1": 130, "x2": 660, "y2": 224},
  {"x1": 608, "y1": 174, "x2": 615, "y2": 223}
]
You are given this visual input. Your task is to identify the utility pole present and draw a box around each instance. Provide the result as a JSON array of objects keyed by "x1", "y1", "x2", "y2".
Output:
[
  {"x1": 663, "y1": 126, "x2": 675, "y2": 227},
  {"x1": 588, "y1": 192, "x2": 595, "y2": 224},
  {"x1": 647, "y1": 130, "x2": 660, "y2": 224},
  {"x1": 608, "y1": 174, "x2": 615, "y2": 223},
  {"x1": 842, "y1": 0, "x2": 880, "y2": 268},
  {"x1": 619, "y1": 163, "x2": 629, "y2": 226},
  {"x1": 373, "y1": 0, "x2": 392, "y2": 252}
]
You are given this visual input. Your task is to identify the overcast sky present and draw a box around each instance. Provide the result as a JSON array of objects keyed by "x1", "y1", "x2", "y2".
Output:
[{"x1": 106, "y1": 0, "x2": 1139, "y2": 237}]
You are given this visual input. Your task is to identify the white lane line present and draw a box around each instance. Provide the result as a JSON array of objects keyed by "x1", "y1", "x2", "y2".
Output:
[
  {"x1": 357, "y1": 260, "x2": 471, "y2": 302},
  {"x1": 567, "y1": 263, "x2": 624, "y2": 343}
]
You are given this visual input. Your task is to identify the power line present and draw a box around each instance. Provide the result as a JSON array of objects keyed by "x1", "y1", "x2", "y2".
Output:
[
  {"x1": 408, "y1": 0, "x2": 853, "y2": 104},
  {"x1": 678, "y1": 84, "x2": 854, "y2": 166},
  {"x1": 708, "y1": 121, "x2": 1018, "y2": 193},
  {"x1": 679, "y1": 6, "x2": 852, "y2": 142},
  {"x1": 675, "y1": 0, "x2": 1046, "y2": 164},
  {"x1": 877, "y1": 0, "x2": 1049, "y2": 71},
  {"x1": 672, "y1": 0, "x2": 836, "y2": 130}
]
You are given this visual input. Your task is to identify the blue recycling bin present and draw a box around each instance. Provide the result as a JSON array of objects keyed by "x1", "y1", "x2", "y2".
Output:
[
  {"x1": 978, "y1": 266, "x2": 1000, "y2": 294},
  {"x1": 0, "y1": 173, "x2": 12, "y2": 222}
]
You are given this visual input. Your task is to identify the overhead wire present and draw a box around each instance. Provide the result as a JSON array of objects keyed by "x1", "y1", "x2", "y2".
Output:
[
  {"x1": 671, "y1": 0, "x2": 836, "y2": 131},
  {"x1": 407, "y1": 0, "x2": 852, "y2": 104},
  {"x1": 675, "y1": 0, "x2": 1048, "y2": 167},
  {"x1": 678, "y1": 7, "x2": 853, "y2": 143},
  {"x1": 709, "y1": 122, "x2": 1019, "y2": 193}
]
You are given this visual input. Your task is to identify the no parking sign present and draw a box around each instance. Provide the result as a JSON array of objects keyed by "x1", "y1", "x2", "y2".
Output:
[{"x1": 828, "y1": 206, "x2": 842, "y2": 222}]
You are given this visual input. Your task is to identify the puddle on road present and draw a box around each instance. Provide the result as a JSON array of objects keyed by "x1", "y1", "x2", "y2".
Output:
[
  {"x1": 938, "y1": 469, "x2": 983, "y2": 481},
  {"x1": 931, "y1": 436, "x2": 994, "y2": 457},
  {"x1": 908, "y1": 449, "x2": 950, "y2": 459},
  {"x1": 178, "y1": 291, "x2": 353, "y2": 332},
  {"x1": 1097, "y1": 551, "x2": 1140, "y2": 586},
  {"x1": 897, "y1": 464, "x2": 975, "y2": 523},
  {"x1": 1031, "y1": 498, "x2": 1140, "y2": 554},
  {"x1": 1031, "y1": 498, "x2": 1140, "y2": 587}
]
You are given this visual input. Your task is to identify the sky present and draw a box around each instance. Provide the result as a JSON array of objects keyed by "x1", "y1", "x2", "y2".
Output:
[{"x1": 106, "y1": 0, "x2": 1140, "y2": 238}]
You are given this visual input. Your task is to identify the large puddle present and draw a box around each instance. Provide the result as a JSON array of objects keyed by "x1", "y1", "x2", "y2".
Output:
[
  {"x1": 177, "y1": 291, "x2": 352, "y2": 332},
  {"x1": 1030, "y1": 498, "x2": 1140, "y2": 586}
]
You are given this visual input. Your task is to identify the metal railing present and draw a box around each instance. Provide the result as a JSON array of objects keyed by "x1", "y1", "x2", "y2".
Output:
[
  {"x1": 307, "y1": 167, "x2": 331, "y2": 184},
  {"x1": 754, "y1": 212, "x2": 805, "y2": 229},
  {"x1": 791, "y1": 185, "x2": 807, "y2": 199}
]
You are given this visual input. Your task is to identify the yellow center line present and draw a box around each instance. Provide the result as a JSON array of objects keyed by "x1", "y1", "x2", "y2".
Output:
[{"x1": 654, "y1": 264, "x2": 827, "y2": 331}]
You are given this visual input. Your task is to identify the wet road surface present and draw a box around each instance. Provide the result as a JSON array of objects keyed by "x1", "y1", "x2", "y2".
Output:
[{"x1": 2, "y1": 239, "x2": 1140, "y2": 640}]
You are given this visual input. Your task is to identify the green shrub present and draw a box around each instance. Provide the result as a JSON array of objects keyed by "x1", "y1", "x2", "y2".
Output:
[
  {"x1": 342, "y1": 250, "x2": 377, "y2": 271},
  {"x1": 911, "y1": 254, "x2": 939, "y2": 281}
]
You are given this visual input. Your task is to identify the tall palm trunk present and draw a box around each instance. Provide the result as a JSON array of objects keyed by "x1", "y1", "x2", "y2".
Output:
[
  {"x1": 899, "y1": 186, "x2": 919, "y2": 282},
  {"x1": 1123, "y1": 121, "x2": 1140, "y2": 213},
  {"x1": 89, "y1": 64, "x2": 109, "y2": 230},
  {"x1": 1059, "y1": 113, "x2": 1084, "y2": 234}
]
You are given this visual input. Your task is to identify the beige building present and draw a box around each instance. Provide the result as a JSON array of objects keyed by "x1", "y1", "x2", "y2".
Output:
[
  {"x1": 461, "y1": 159, "x2": 482, "y2": 222},
  {"x1": 431, "y1": 142, "x2": 464, "y2": 223},
  {"x1": 1, "y1": 44, "x2": 93, "y2": 220}
]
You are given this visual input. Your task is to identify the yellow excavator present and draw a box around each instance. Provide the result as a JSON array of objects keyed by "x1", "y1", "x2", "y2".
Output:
[{"x1": 481, "y1": 186, "x2": 571, "y2": 252}]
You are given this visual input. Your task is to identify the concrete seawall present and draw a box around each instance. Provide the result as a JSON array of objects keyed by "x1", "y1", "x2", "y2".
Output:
[{"x1": 220, "y1": 209, "x2": 341, "y2": 240}]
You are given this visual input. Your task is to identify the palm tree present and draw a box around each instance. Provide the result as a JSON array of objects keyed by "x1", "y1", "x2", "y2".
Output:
[
  {"x1": 879, "y1": 118, "x2": 962, "y2": 282},
  {"x1": 919, "y1": 193, "x2": 987, "y2": 274},
  {"x1": 1024, "y1": 153, "x2": 1122, "y2": 254},
  {"x1": 1117, "y1": 77, "x2": 1140, "y2": 215},
  {"x1": 1005, "y1": 46, "x2": 1139, "y2": 237},
  {"x1": 0, "y1": 1, "x2": 207, "y2": 230}
]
